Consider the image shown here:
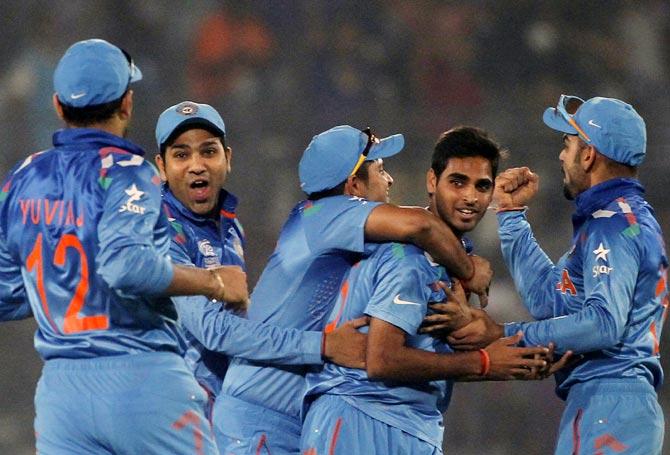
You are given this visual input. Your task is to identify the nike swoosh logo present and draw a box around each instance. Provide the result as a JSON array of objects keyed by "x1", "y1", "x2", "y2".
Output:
[
  {"x1": 70, "y1": 92, "x2": 87, "y2": 99},
  {"x1": 393, "y1": 294, "x2": 421, "y2": 306},
  {"x1": 588, "y1": 119, "x2": 601, "y2": 128}
]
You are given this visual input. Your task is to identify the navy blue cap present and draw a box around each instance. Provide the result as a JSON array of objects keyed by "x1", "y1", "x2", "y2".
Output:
[
  {"x1": 54, "y1": 39, "x2": 142, "y2": 107},
  {"x1": 155, "y1": 101, "x2": 226, "y2": 149},
  {"x1": 299, "y1": 125, "x2": 404, "y2": 194},
  {"x1": 543, "y1": 96, "x2": 646, "y2": 166}
]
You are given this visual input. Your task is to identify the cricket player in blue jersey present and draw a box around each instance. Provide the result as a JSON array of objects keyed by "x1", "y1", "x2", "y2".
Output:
[
  {"x1": 215, "y1": 125, "x2": 496, "y2": 454},
  {"x1": 449, "y1": 96, "x2": 667, "y2": 453},
  {"x1": 153, "y1": 101, "x2": 370, "y2": 420},
  {"x1": 0, "y1": 39, "x2": 249, "y2": 454},
  {"x1": 300, "y1": 126, "x2": 551, "y2": 455}
]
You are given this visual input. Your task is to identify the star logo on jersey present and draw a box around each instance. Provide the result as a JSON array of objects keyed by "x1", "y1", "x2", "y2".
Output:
[
  {"x1": 393, "y1": 294, "x2": 421, "y2": 306},
  {"x1": 593, "y1": 243, "x2": 610, "y2": 262},
  {"x1": 119, "y1": 184, "x2": 146, "y2": 214}
]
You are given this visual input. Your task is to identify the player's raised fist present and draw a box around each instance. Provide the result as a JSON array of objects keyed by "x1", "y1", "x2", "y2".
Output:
[{"x1": 493, "y1": 167, "x2": 539, "y2": 209}]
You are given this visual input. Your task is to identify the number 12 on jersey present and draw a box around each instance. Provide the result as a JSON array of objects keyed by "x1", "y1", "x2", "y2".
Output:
[{"x1": 27, "y1": 233, "x2": 109, "y2": 333}]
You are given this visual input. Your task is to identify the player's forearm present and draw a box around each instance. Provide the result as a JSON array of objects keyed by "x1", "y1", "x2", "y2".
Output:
[
  {"x1": 504, "y1": 304, "x2": 621, "y2": 355},
  {"x1": 365, "y1": 205, "x2": 471, "y2": 279},
  {"x1": 498, "y1": 210, "x2": 557, "y2": 319},
  {"x1": 174, "y1": 295, "x2": 323, "y2": 365},
  {"x1": 367, "y1": 345, "x2": 480, "y2": 382},
  {"x1": 164, "y1": 264, "x2": 219, "y2": 297},
  {"x1": 98, "y1": 243, "x2": 174, "y2": 296}
]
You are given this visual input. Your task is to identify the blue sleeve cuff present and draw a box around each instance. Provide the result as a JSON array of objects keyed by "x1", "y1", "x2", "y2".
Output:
[{"x1": 302, "y1": 331, "x2": 324, "y2": 365}]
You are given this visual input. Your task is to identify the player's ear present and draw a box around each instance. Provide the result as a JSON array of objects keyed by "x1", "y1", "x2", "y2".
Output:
[
  {"x1": 225, "y1": 146, "x2": 232, "y2": 173},
  {"x1": 154, "y1": 153, "x2": 168, "y2": 182},
  {"x1": 118, "y1": 90, "x2": 134, "y2": 121},
  {"x1": 52, "y1": 94, "x2": 65, "y2": 121},
  {"x1": 426, "y1": 168, "x2": 437, "y2": 196},
  {"x1": 581, "y1": 145, "x2": 597, "y2": 172},
  {"x1": 344, "y1": 175, "x2": 364, "y2": 198}
]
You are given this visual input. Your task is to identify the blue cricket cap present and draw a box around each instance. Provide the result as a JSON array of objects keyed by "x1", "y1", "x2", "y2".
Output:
[
  {"x1": 54, "y1": 39, "x2": 142, "y2": 108},
  {"x1": 299, "y1": 125, "x2": 404, "y2": 194},
  {"x1": 543, "y1": 95, "x2": 646, "y2": 166},
  {"x1": 155, "y1": 101, "x2": 226, "y2": 149}
]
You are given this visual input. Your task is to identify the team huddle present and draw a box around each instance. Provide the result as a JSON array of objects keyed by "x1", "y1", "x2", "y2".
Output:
[{"x1": 0, "y1": 39, "x2": 665, "y2": 455}]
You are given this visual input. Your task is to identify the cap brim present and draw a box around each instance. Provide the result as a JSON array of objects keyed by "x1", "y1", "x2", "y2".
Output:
[
  {"x1": 160, "y1": 118, "x2": 225, "y2": 148},
  {"x1": 542, "y1": 107, "x2": 577, "y2": 135},
  {"x1": 368, "y1": 134, "x2": 404, "y2": 160}
]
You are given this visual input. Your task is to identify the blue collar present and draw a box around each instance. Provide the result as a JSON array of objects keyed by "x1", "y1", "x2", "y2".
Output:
[
  {"x1": 53, "y1": 128, "x2": 146, "y2": 156},
  {"x1": 572, "y1": 178, "x2": 645, "y2": 232},
  {"x1": 162, "y1": 185, "x2": 239, "y2": 224}
]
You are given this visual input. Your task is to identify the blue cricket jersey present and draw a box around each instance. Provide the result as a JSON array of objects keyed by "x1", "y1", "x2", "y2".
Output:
[
  {"x1": 0, "y1": 128, "x2": 183, "y2": 359},
  {"x1": 163, "y1": 186, "x2": 245, "y2": 396},
  {"x1": 220, "y1": 195, "x2": 381, "y2": 419},
  {"x1": 164, "y1": 187, "x2": 323, "y2": 397},
  {"x1": 304, "y1": 242, "x2": 451, "y2": 449},
  {"x1": 500, "y1": 179, "x2": 667, "y2": 398}
]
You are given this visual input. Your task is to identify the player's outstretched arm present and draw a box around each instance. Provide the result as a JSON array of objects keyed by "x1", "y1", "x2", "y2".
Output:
[
  {"x1": 174, "y1": 295, "x2": 367, "y2": 367},
  {"x1": 366, "y1": 319, "x2": 547, "y2": 382},
  {"x1": 364, "y1": 204, "x2": 493, "y2": 305}
]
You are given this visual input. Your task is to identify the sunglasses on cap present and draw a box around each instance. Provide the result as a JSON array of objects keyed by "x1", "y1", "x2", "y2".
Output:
[
  {"x1": 555, "y1": 94, "x2": 591, "y2": 143},
  {"x1": 350, "y1": 127, "x2": 380, "y2": 176},
  {"x1": 120, "y1": 47, "x2": 139, "y2": 86}
]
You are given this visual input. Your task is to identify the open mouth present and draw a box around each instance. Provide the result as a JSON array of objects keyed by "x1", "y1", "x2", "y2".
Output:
[
  {"x1": 189, "y1": 179, "x2": 211, "y2": 202},
  {"x1": 456, "y1": 208, "x2": 479, "y2": 220}
]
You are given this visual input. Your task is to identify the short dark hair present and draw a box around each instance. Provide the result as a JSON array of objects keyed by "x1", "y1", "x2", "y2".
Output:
[
  {"x1": 431, "y1": 126, "x2": 506, "y2": 179},
  {"x1": 159, "y1": 120, "x2": 227, "y2": 156},
  {"x1": 59, "y1": 92, "x2": 127, "y2": 127},
  {"x1": 307, "y1": 160, "x2": 373, "y2": 200}
]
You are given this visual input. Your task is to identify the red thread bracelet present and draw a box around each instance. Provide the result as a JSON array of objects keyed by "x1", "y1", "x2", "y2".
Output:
[{"x1": 478, "y1": 349, "x2": 490, "y2": 376}]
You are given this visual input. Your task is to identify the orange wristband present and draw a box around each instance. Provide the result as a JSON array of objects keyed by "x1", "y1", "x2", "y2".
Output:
[{"x1": 478, "y1": 349, "x2": 490, "y2": 376}]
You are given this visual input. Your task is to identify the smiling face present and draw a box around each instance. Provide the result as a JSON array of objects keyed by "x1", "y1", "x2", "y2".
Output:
[
  {"x1": 427, "y1": 156, "x2": 494, "y2": 237},
  {"x1": 155, "y1": 128, "x2": 231, "y2": 216},
  {"x1": 358, "y1": 159, "x2": 394, "y2": 203}
]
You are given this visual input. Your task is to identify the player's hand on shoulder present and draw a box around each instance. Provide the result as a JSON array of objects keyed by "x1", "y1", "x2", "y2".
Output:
[
  {"x1": 209, "y1": 265, "x2": 249, "y2": 311},
  {"x1": 493, "y1": 167, "x2": 539, "y2": 210},
  {"x1": 462, "y1": 255, "x2": 492, "y2": 308}
]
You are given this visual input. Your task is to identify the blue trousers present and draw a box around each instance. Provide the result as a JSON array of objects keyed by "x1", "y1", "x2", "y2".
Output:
[
  {"x1": 213, "y1": 393, "x2": 302, "y2": 454},
  {"x1": 555, "y1": 379, "x2": 664, "y2": 454},
  {"x1": 301, "y1": 394, "x2": 441, "y2": 455},
  {"x1": 35, "y1": 352, "x2": 218, "y2": 455}
]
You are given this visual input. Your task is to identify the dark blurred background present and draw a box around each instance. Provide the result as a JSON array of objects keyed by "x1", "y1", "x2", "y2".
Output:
[{"x1": 0, "y1": 1, "x2": 668, "y2": 454}]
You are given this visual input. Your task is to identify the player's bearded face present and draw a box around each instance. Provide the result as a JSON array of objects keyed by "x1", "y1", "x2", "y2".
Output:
[
  {"x1": 158, "y1": 128, "x2": 231, "y2": 216},
  {"x1": 427, "y1": 156, "x2": 493, "y2": 237},
  {"x1": 560, "y1": 135, "x2": 588, "y2": 200}
]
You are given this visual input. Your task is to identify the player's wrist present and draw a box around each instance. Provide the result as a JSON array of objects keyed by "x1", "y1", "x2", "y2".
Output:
[
  {"x1": 496, "y1": 206, "x2": 527, "y2": 213},
  {"x1": 462, "y1": 255, "x2": 476, "y2": 283},
  {"x1": 478, "y1": 349, "x2": 491, "y2": 377},
  {"x1": 207, "y1": 268, "x2": 226, "y2": 301}
]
